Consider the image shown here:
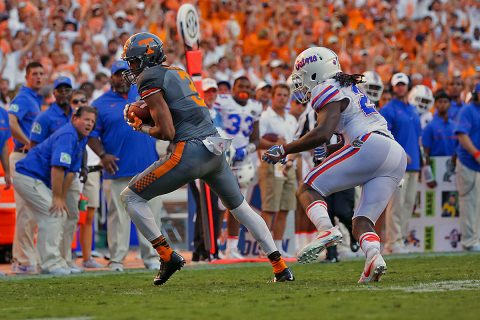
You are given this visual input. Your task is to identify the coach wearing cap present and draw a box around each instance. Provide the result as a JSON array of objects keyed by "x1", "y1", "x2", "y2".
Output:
[
  {"x1": 88, "y1": 60, "x2": 161, "y2": 271},
  {"x1": 380, "y1": 73, "x2": 421, "y2": 254}
]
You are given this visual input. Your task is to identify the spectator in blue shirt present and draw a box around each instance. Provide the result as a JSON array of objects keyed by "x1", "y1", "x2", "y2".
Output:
[
  {"x1": 30, "y1": 76, "x2": 86, "y2": 273},
  {"x1": 7, "y1": 62, "x2": 45, "y2": 274},
  {"x1": 446, "y1": 76, "x2": 466, "y2": 122},
  {"x1": 30, "y1": 76, "x2": 73, "y2": 146},
  {"x1": 88, "y1": 60, "x2": 161, "y2": 272},
  {"x1": 422, "y1": 90, "x2": 457, "y2": 188},
  {"x1": 380, "y1": 72, "x2": 421, "y2": 254},
  {"x1": 454, "y1": 83, "x2": 480, "y2": 252},
  {"x1": 0, "y1": 107, "x2": 11, "y2": 190},
  {"x1": 422, "y1": 90, "x2": 457, "y2": 158},
  {"x1": 13, "y1": 106, "x2": 97, "y2": 274}
]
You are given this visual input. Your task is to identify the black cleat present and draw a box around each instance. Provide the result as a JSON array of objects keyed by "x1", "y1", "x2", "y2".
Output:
[
  {"x1": 153, "y1": 251, "x2": 185, "y2": 286},
  {"x1": 273, "y1": 267, "x2": 295, "y2": 282}
]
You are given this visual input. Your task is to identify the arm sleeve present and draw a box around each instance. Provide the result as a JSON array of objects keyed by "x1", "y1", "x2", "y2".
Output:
[
  {"x1": 30, "y1": 113, "x2": 49, "y2": 143},
  {"x1": 50, "y1": 133, "x2": 76, "y2": 170}
]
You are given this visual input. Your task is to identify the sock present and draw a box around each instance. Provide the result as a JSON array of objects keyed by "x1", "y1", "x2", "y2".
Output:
[
  {"x1": 152, "y1": 236, "x2": 173, "y2": 262},
  {"x1": 274, "y1": 240, "x2": 283, "y2": 252},
  {"x1": 306, "y1": 201, "x2": 333, "y2": 231},
  {"x1": 359, "y1": 232, "x2": 381, "y2": 258},
  {"x1": 268, "y1": 251, "x2": 287, "y2": 274},
  {"x1": 230, "y1": 199, "x2": 276, "y2": 254},
  {"x1": 120, "y1": 188, "x2": 161, "y2": 241},
  {"x1": 227, "y1": 236, "x2": 238, "y2": 250}
]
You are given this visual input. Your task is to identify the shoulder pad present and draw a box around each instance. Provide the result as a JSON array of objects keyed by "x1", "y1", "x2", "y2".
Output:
[{"x1": 311, "y1": 79, "x2": 343, "y2": 112}]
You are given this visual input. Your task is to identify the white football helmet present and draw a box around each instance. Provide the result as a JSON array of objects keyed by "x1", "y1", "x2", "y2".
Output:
[
  {"x1": 231, "y1": 159, "x2": 255, "y2": 189},
  {"x1": 408, "y1": 85, "x2": 434, "y2": 114},
  {"x1": 358, "y1": 71, "x2": 384, "y2": 102},
  {"x1": 290, "y1": 47, "x2": 342, "y2": 103}
]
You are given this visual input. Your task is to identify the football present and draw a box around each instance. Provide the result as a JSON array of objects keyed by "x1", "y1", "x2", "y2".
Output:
[
  {"x1": 262, "y1": 133, "x2": 279, "y2": 142},
  {"x1": 127, "y1": 100, "x2": 154, "y2": 125}
]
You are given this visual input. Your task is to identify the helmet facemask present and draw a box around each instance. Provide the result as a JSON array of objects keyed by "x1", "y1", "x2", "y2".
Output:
[
  {"x1": 123, "y1": 57, "x2": 144, "y2": 85},
  {"x1": 291, "y1": 70, "x2": 313, "y2": 104},
  {"x1": 414, "y1": 97, "x2": 433, "y2": 114},
  {"x1": 364, "y1": 84, "x2": 383, "y2": 102}
]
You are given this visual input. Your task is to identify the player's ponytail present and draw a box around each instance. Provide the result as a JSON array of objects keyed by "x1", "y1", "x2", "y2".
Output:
[{"x1": 332, "y1": 73, "x2": 364, "y2": 87}]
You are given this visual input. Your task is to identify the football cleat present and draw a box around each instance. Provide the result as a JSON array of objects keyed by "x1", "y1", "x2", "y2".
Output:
[
  {"x1": 297, "y1": 226, "x2": 343, "y2": 264},
  {"x1": 273, "y1": 267, "x2": 295, "y2": 282},
  {"x1": 358, "y1": 251, "x2": 387, "y2": 284},
  {"x1": 153, "y1": 251, "x2": 186, "y2": 286}
]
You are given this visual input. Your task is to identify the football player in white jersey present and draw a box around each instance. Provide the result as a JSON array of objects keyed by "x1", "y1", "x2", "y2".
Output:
[
  {"x1": 214, "y1": 76, "x2": 263, "y2": 259},
  {"x1": 358, "y1": 71, "x2": 384, "y2": 105},
  {"x1": 262, "y1": 47, "x2": 407, "y2": 283},
  {"x1": 408, "y1": 85, "x2": 434, "y2": 129}
]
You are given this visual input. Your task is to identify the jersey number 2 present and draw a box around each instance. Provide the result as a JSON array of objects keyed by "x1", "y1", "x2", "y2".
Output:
[{"x1": 352, "y1": 85, "x2": 377, "y2": 116}]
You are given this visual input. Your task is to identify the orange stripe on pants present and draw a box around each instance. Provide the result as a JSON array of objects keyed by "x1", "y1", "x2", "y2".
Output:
[{"x1": 134, "y1": 142, "x2": 186, "y2": 192}]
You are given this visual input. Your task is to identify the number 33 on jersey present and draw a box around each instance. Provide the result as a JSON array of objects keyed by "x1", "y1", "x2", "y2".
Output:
[
  {"x1": 214, "y1": 94, "x2": 262, "y2": 149},
  {"x1": 310, "y1": 79, "x2": 392, "y2": 144}
]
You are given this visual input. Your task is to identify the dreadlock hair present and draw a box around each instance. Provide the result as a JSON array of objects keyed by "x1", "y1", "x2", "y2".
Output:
[{"x1": 332, "y1": 72, "x2": 365, "y2": 87}]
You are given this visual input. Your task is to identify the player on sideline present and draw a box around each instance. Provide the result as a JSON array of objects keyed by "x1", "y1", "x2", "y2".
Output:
[
  {"x1": 119, "y1": 32, "x2": 294, "y2": 285},
  {"x1": 262, "y1": 47, "x2": 407, "y2": 283},
  {"x1": 214, "y1": 76, "x2": 262, "y2": 259}
]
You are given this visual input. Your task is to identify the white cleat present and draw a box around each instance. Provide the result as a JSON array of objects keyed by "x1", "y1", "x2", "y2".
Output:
[
  {"x1": 358, "y1": 251, "x2": 387, "y2": 284},
  {"x1": 297, "y1": 226, "x2": 342, "y2": 264}
]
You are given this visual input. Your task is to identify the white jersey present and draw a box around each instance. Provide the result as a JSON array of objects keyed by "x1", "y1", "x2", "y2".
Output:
[
  {"x1": 214, "y1": 94, "x2": 262, "y2": 149},
  {"x1": 310, "y1": 79, "x2": 393, "y2": 144}
]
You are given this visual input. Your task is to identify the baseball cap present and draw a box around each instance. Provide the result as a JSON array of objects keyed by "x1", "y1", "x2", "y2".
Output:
[
  {"x1": 270, "y1": 59, "x2": 283, "y2": 68},
  {"x1": 391, "y1": 73, "x2": 409, "y2": 86},
  {"x1": 53, "y1": 76, "x2": 72, "y2": 89},
  {"x1": 113, "y1": 11, "x2": 127, "y2": 20},
  {"x1": 111, "y1": 60, "x2": 129, "y2": 75},
  {"x1": 202, "y1": 78, "x2": 218, "y2": 91},
  {"x1": 255, "y1": 81, "x2": 272, "y2": 91}
]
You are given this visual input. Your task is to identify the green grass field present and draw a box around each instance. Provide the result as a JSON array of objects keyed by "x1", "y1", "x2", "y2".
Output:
[{"x1": 1, "y1": 253, "x2": 480, "y2": 320}]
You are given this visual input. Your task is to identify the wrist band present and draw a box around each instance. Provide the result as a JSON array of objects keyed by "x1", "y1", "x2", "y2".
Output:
[
  {"x1": 474, "y1": 151, "x2": 480, "y2": 159},
  {"x1": 99, "y1": 151, "x2": 106, "y2": 159}
]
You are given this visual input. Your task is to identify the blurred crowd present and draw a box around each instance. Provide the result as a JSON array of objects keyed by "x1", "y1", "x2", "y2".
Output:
[{"x1": 1, "y1": 0, "x2": 480, "y2": 274}]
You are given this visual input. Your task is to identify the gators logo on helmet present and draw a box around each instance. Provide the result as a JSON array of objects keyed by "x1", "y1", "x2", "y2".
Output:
[{"x1": 122, "y1": 32, "x2": 167, "y2": 84}]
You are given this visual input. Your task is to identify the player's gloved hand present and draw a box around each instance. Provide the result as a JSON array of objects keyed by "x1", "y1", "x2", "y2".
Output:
[
  {"x1": 123, "y1": 103, "x2": 132, "y2": 123},
  {"x1": 127, "y1": 113, "x2": 152, "y2": 134},
  {"x1": 262, "y1": 145, "x2": 286, "y2": 164},
  {"x1": 313, "y1": 144, "x2": 327, "y2": 163}
]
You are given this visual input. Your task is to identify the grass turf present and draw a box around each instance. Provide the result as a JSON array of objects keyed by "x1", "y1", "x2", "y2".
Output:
[{"x1": 1, "y1": 253, "x2": 480, "y2": 320}]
